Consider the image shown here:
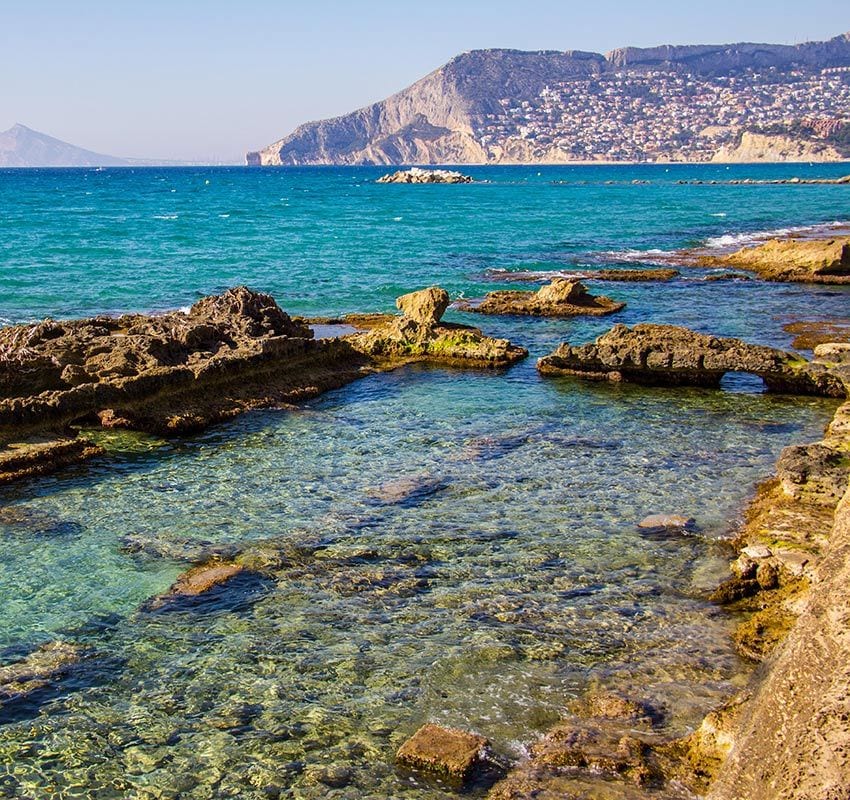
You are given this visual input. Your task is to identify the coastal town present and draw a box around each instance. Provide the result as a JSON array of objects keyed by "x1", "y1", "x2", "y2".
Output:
[{"x1": 479, "y1": 65, "x2": 850, "y2": 161}]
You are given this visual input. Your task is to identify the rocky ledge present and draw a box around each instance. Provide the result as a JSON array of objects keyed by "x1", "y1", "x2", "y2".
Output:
[
  {"x1": 457, "y1": 279, "x2": 625, "y2": 318},
  {"x1": 537, "y1": 323, "x2": 849, "y2": 397},
  {"x1": 0, "y1": 286, "x2": 524, "y2": 484},
  {"x1": 696, "y1": 236, "x2": 850, "y2": 284},
  {"x1": 376, "y1": 168, "x2": 473, "y2": 184}
]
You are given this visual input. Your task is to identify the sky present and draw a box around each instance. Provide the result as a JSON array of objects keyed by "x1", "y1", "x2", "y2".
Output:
[{"x1": 1, "y1": 0, "x2": 847, "y2": 163}]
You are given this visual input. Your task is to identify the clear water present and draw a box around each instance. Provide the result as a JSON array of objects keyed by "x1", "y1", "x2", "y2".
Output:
[{"x1": 0, "y1": 164, "x2": 847, "y2": 799}]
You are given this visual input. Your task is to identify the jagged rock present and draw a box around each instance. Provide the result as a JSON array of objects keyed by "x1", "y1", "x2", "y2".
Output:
[
  {"x1": 396, "y1": 723, "x2": 488, "y2": 784},
  {"x1": 537, "y1": 323, "x2": 848, "y2": 397},
  {"x1": 458, "y1": 279, "x2": 625, "y2": 318},
  {"x1": 396, "y1": 286, "x2": 450, "y2": 325},
  {"x1": 377, "y1": 168, "x2": 473, "y2": 184},
  {"x1": 698, "y1": 236, "x2": 850, "y2": 283},
  {"x1": 814, "y1": 342, "x2": 850, "y2": 363}
]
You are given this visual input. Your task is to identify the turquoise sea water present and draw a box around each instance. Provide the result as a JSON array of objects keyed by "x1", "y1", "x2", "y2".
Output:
[{"x1": 0, "y1": 164, "x2": 848, "y2": 799}]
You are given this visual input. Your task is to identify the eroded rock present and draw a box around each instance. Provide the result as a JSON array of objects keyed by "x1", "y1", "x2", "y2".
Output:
[
  {"x1": 351, "y1": 287, "x2": 527, "y2": 368},
  {"x1": 697, "y1": 236, "x2": 850, "y2": 284},
  {"x1": 396, "y1": 287, "x2": 450, "y2": 326},
  {"x1": 537, "y1": 323, "x2": 848, "y2": 397},
  {"x1": 458, "y1": 279, "x2": 625, "y2": 318}
]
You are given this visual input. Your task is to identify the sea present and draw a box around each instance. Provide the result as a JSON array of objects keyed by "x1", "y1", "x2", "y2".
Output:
[{"x1": 0, "y1": 163, "x2": 848, "y2": 798}]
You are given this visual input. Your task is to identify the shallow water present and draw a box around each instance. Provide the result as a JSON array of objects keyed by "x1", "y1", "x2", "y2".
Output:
[{"x1": 0, "y1": 164, "x2": 848, "y2": 798}]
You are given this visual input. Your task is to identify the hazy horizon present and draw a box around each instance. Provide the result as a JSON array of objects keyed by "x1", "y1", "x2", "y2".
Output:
[{"x1": 1, "y1": 0, "x2": 848, "y2": 163}]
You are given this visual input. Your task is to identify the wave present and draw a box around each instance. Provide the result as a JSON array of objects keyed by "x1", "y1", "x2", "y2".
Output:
[
  {"x1": 153, "y1": 214, "x2": 178, "y2": 221},
  {"x1": 703, "y1": 220, "x2": 850, "y2": 250}
]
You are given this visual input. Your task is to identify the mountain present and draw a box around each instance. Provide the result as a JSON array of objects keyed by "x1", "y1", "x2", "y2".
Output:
[
  {"x1": 0, "y1": 124, "x2": 129, "y2": 167},
  {"x1": 248, "y1": 32, "x2": 850, "y2": 166}
]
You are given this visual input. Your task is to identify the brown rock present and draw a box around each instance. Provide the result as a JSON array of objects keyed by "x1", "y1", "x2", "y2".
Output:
[
  {"x1": 460, "y1": 279, "x2": 625, "y2": 318},
  {"x1": 637, "y1": 513, "x2": 695, "y2": 532},
  {"x1": 698, "y1": 236, "x2": 850, "y2": 284},
  {"x1": 146, "y1": 560, "x2": 247, "y2": 610},
  {"x1": 397, "y1": 723, "x2": 488, "y2": 783},
  {"x1": 396, "y1": 286, "x2": 450, "y2": 325}
]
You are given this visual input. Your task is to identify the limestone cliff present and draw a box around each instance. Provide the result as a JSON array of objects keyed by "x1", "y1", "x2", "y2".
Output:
[
  {"x1": 248, "y1": 32, "x2": 850, "y2": 166},
  {"x1": 711, "y1": 132, "x2": 845, "y2": 163}
]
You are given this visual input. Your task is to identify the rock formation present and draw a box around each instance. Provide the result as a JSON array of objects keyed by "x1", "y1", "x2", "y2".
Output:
[
  {"x1": 352, "y1": 287, "x2": 527, "y2": 367},
  {"x1": 457, "y1": 279, "x2": 625, "y2": 317},
  {"x1": 0, "y1": 286, "x2": 525, "y2": 484},
  {"x1": 537, "y1": 323, "x2": 849, "y2": 397},
  {"x1": 376, "y1": 168, "x2": 473, "y2": 184},
  {"x1": 698, "y1": 236, "x2": 850, "y2": 283}
]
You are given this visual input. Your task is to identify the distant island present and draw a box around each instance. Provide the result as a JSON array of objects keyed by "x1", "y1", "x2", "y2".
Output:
[{"x1": 247, "y1": 31, "x2": 850, "y2": 166}]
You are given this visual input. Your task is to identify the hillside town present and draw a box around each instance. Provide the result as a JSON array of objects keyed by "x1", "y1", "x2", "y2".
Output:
[{"x1": 478, "y1": 66, "x2": 850, "y2": 161}]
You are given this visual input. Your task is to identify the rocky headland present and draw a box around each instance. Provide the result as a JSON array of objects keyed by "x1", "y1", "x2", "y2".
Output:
[
  {"x1": 246, "y1": 32, "x2": 850, "y2": 166},
  {"x1": 376, "y1": 168, "x2": 473, "y2": 184},
  {"x1": 456, "y1": 279, "x2": 625, "y2": 317},
  {"x1": 536, "y1": 323, "x2": 849, "y2": 396},
  {"x1": 0, "y1": 286, "x2": 525, "y2": 485}
]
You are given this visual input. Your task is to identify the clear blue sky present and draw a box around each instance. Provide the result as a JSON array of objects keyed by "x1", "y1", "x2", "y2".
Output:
[{"x1": 1, "y1": 0, "x2": 847, "y2": 162}]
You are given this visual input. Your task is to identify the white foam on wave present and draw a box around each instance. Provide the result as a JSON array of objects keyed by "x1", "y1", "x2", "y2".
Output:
[
  {"x1": 704, "y1": 220, "x2": 849, "y2": 250},
  {"x1": 218, "y1": 213, "x2": 230, "y2": 219},
  {"x1": 153, "y1": 214, "x2": 178, "y2": 220}
]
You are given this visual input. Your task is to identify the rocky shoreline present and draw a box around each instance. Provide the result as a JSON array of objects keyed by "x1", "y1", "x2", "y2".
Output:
[
  {"x1": 3, "y1": 278, "x2": 850, "y2": 796},
  {"x1": 0, "y1": 286, "x2": 525, "y2": 485},
  {"x1": 472, "y1": 325, "x2": 850, "y2": 798}
]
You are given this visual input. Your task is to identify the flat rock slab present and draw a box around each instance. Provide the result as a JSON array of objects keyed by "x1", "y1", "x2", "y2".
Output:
[{"x1": 397, "y1": 723, "x2": 488, "y2": 783}]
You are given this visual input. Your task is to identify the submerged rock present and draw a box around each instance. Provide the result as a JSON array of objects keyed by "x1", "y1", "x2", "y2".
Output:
[
  {"x1": 783, "y1": 320, "x2": 850, "y2": 351},
  {"x1": 377, "y1": 168, "x2": 473, "y2": 184},
  {"x1": 537, "y1": 323, "x2": 849, "y2": 397},
  {"x1": 145, "y1": 560, "x2": 250, "y2": 611},
  {"x1": 396, "y1": 723, "x2": 488, "y2": 784},
  {"x1": 637, "y1": 513, "x2": 696, "y2": 533},
  {"x1": 0, "y1": 437, "x2": 104, "y2": 485},
  {"x1": 458, "y1": 279, "x2": 625, "y2": 318},
  {"x1": 0, "y1": 642, "x2": 85, "y2": 706}
]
